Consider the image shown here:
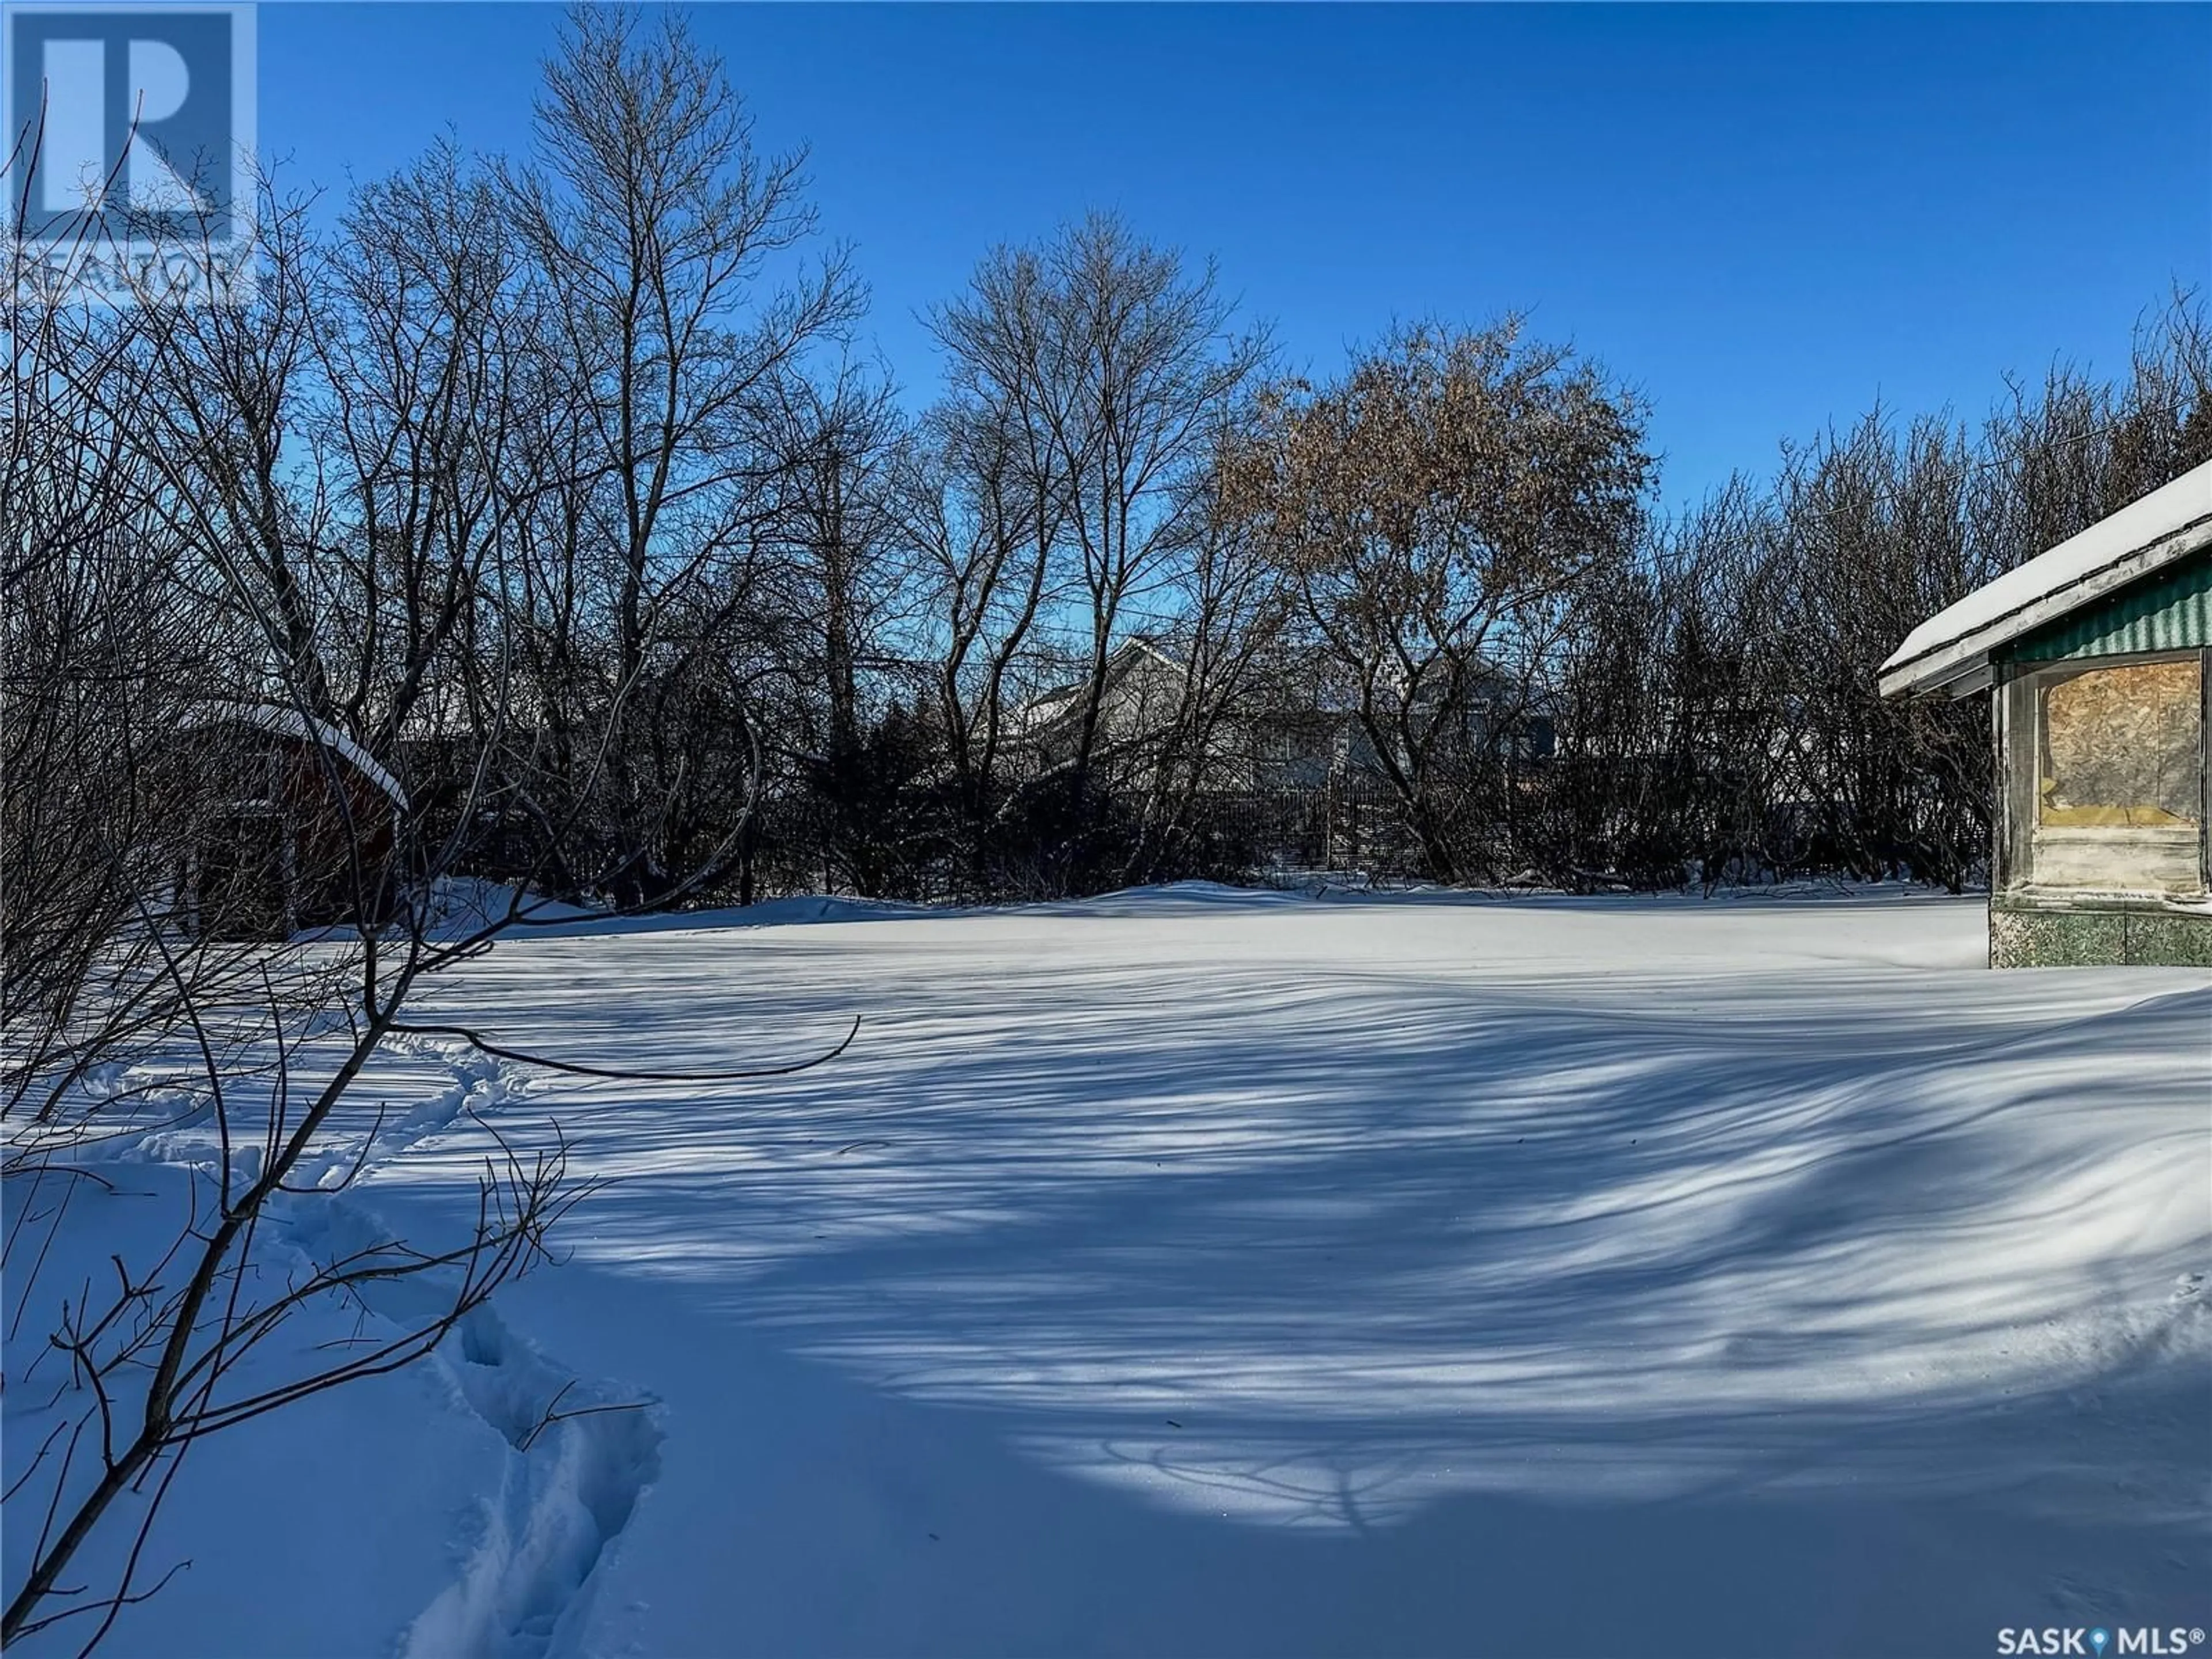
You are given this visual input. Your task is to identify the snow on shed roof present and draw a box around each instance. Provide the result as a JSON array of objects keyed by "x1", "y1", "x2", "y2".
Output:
[
  {"x1": 180, "y1": 703, "x2": 410, "y2": 810},
  {"x1": 1878, "y1": 459, "x2": 2212, "y2": 699}
]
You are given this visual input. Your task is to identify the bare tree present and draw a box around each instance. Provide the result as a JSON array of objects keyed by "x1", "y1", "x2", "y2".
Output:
[
  {"x1": 1, "y1": 13, "x2": 862, "y2": 1643},
  {"x1": 499, "y1": 4, "x2": 859, "y2": 907},
  {"x1": 755, "y1": 360, "x2": 914, "y2": 897},
  {"x1": 891, "y1": 400, "x2": 1065, "y2": 893},
  {"x1": 922, "y1": 214, "x2": 1267, "y2": 887},
  {"x1": 312, "y1": 138, "x2": 525, "y2": 760},
  {"x1": 1116, "y1": 417, "x2": 1295, "y2": 882}
]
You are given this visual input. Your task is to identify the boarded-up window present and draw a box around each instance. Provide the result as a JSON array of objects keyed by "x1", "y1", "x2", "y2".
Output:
[{"x1": 2024, "y1": 657, "x2": 2205, "y2": 894}]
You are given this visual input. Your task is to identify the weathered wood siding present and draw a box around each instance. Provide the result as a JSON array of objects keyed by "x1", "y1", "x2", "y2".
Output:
[{"x1": 1990, "y1": 548, "x2": 2212, "y2": 966}]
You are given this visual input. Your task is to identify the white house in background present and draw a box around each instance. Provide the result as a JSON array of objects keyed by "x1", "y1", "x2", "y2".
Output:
[{"x1": 1011, "y1": 638, "x2": 1554, "y2": 792}]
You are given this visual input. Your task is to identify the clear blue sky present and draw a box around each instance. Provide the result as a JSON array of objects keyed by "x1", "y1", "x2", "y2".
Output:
[{"x1": 260, "y1": 3, "x2": 2212, "y2": 509}]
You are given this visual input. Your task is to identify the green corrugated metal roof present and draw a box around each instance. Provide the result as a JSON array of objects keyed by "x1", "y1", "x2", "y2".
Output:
[{"x1": 2009, "y1": 547, "x2": 2212, "y2": 662}]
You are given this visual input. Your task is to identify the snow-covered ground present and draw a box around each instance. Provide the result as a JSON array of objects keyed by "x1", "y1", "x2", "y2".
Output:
[{"x1": 7, "y1": 887, "x2": 2210, "y2": 1658}]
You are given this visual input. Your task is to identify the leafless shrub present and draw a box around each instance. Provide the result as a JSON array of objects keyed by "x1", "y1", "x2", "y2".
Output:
[{"x1": 1, "y1": 9, "x2": 859, "y2": 1644}]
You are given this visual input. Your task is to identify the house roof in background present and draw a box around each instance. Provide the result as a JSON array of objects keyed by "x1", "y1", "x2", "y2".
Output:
[
  {"x1": 183, "y1": 703, "x2": 410, "y2": 810},
  {"x1": 1878, "y1": 457, "x2": 2212, "y2": 699},
  {"x1": 1010, "y1": 637, "x2": 1186, "y2": 737}
]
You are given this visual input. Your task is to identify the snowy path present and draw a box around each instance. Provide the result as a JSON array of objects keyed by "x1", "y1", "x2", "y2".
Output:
[
  {"x1": 270, "y1": 1040, "x2": 668, "y2": 1659},
  {"x1": 349, "y1": 887, "x2": 2211, "y2": 1658},
  {"x1": 3, "y1": 1036, "x2": 662, "y2": 1659}
]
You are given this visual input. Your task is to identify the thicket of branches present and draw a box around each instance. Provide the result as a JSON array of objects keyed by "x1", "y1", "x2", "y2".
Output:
[
  {"x1": 2, "y1": 10, "x2": 855, "y2": 1645},
  {"x1": 14, "y1": 61, "x2": 2182, "y2": 915},
  {"x1": 1542, "y1": 307, "x2": 2211, "y2": 892},
  {"x1": 724, "y1": 287, "x2": 2209, "y2": 900}
]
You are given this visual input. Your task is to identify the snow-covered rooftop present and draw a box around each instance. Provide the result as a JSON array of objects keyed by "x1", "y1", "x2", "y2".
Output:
[
  {"x1": 1879, "y1": 458, "x2": 2212, "y2": 698},
  {"x1": 181, "y1": 702, "x2": 411, "y2": 810}
]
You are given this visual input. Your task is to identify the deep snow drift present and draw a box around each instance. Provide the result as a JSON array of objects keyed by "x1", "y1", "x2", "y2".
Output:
[{"x1": 7, "y1": 887, "x2": 2209, "y2": 1658}]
